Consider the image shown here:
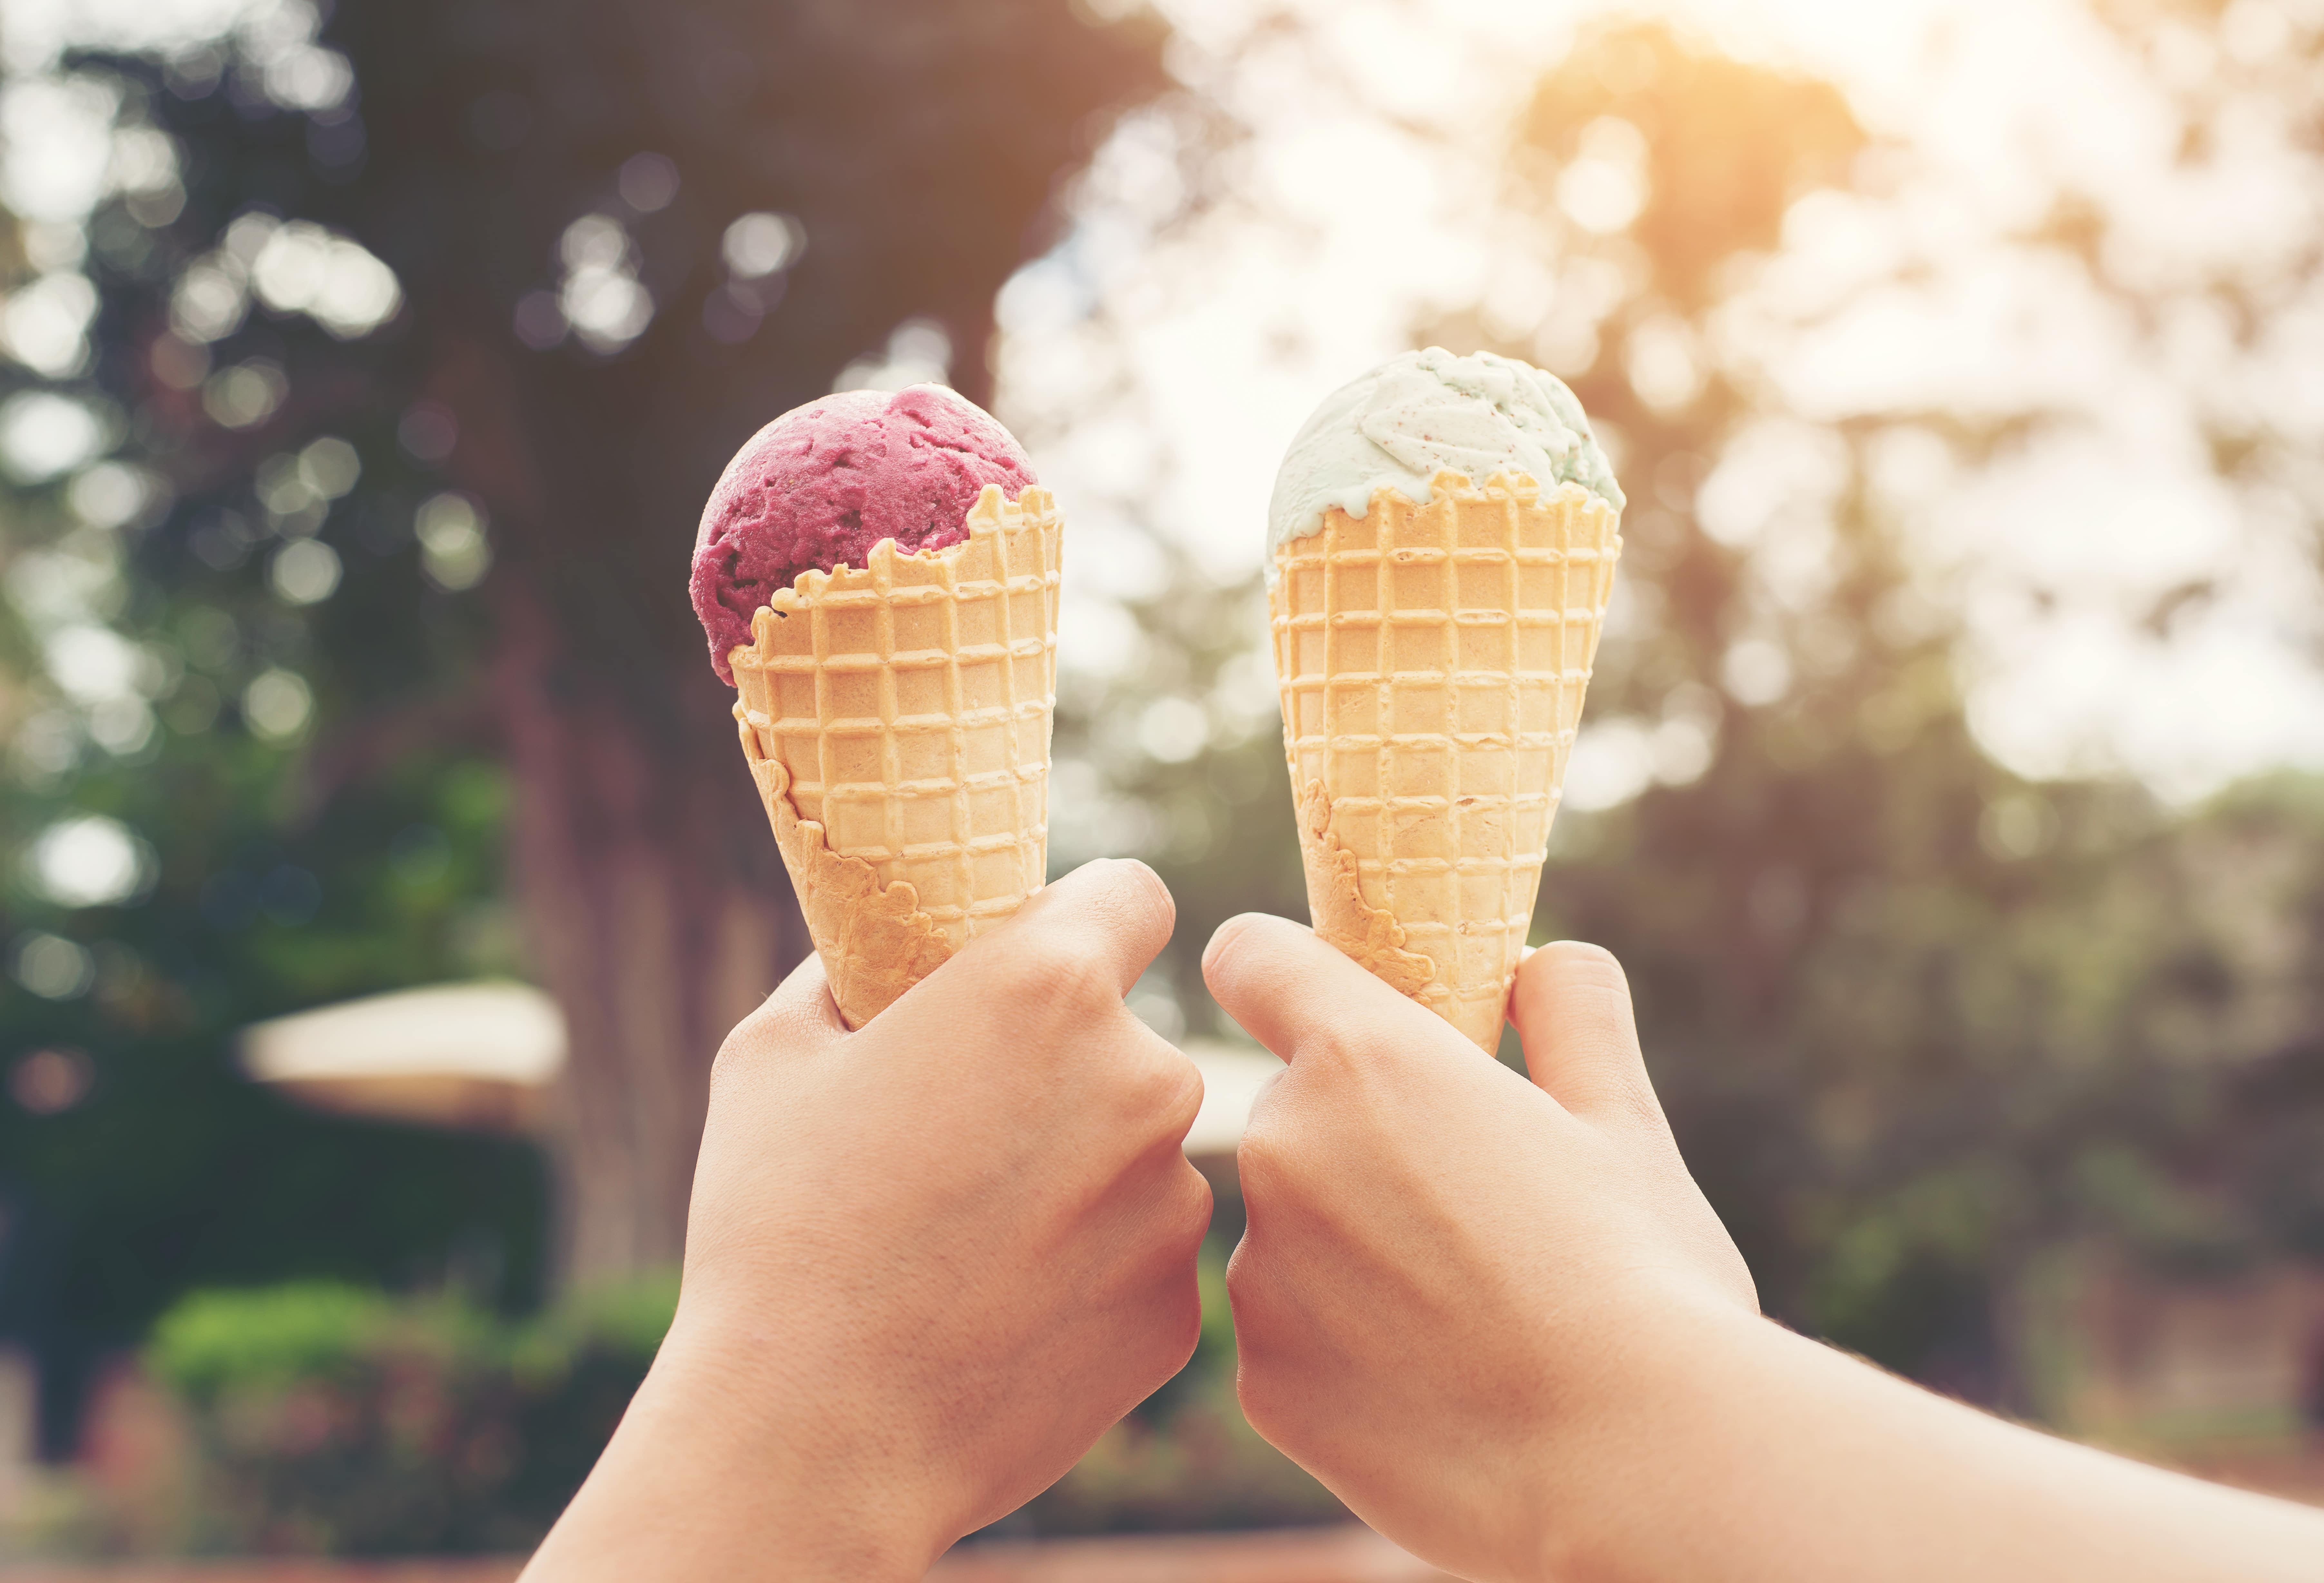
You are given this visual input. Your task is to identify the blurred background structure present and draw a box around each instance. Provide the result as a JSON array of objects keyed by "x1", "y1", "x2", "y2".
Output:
[{"x1": 2, "y1": 0, "x2": 2322, "y2": 1562}]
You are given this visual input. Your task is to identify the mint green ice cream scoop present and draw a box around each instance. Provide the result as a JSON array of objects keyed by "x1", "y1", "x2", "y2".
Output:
[{"x1": 1266, "y1": 347, "x2": 1624, "y2": 578}]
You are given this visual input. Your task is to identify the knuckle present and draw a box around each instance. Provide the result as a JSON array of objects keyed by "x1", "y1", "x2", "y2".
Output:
[
  {"x1": 1234, "y1": 1356, "x2": 1293, "y2": 1446},
  {"x1": 705, "y1": 1022, "x2": 762, "y2": 1097},
  {"x1": 1009, "y1": 932, "x2": 1113, "y2": 1006},
  {"x1": 706, "y1": 1045, "x2": 742, "y2": 1102},
  {"x1": 1146, "y1": 1052, "x2": 1205, "y2": 1135},
  {"x1": 1608, "y1": 1080, "x2": 1669, "y2": 1139},
  {"x1": 1234, "y1": 1124, "x2": 1292, "y2": 1202},
  {"x1": 1223, "y1": 1241, "x2": 1257, "y2": 1308},
  {"x1": 1097, "y1": 857, "x2": 1176, "y2": 938},
  {"x1": 1222, "y1": 1257, "x2": 1267, "y2": 1351},
  {"x1": 1542, "y1": 938, "x2": 1628, "y2": 993},
  {"x1": 1167, "y1": 1163, "x2": 1213, "y2": 1249},
  {"x1": 1159, "y1": 1265, "x2": 1204, "y2": 1359},
  {"x1": 1235, "y1": 1100, "x2": 1339, "y2": 1222}
]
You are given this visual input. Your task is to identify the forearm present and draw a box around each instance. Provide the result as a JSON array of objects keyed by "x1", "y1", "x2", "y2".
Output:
[
  {"x1": 520, "y1": 1317, "x2": 944, "y2": 1583},
  {"x1": 1544, "y1": 1302, "x2": 2324, "y2": 1583}
]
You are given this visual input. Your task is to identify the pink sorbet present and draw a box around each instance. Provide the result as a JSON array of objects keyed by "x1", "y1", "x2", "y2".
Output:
[{"x1": 690, "y1": 384, "x2": 1038, "y2": 685}]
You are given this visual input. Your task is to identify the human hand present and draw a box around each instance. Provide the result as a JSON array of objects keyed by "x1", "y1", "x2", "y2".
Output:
[
  {"x1": 1205, "y1": 918, "x2": 1754, "y2": 1582},
  {"x1": 528, "y1": 860, "x2": 1211, "y2": 1581}
]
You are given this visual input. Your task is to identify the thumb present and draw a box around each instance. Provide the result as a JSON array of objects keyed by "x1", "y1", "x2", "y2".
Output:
[{"x1": 1509, "y1": 942, "x2": 1669, "y2": 1136}]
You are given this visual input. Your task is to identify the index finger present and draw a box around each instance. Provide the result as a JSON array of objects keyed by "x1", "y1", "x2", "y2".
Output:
[
  {"x1": 958, "y1": 856, "x2": 1177, "y2": 997},
  {"x1": 1201, "y1": 911, "x2": 1467, "y2": 1066}
]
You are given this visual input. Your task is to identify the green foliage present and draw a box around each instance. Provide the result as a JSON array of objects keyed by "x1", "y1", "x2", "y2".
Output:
[
  {"x1": 0, "y1": 736, "x2": 549, "y2": 1384},
  {"x1": 143, "y1": 1276, "x2": 679, "y2": 1555},
  {"x1": 148, "y1": 1283, "x2": 397, "y2": 1403},
  {"x1": 146, "y1": 1260, "x2": 1330, "y2": 1551},
  {"x1": 0, "y1": 0, "x2": 1169, "y2": 1431}
]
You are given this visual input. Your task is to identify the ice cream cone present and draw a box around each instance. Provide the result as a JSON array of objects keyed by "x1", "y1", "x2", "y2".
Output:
[
  {"x1": 1271, "y1": 469, "x2": 1620, "y2": 1050},
  {"x1": 730, "y1": 483, "x2": 1061, "y2": 1028}
]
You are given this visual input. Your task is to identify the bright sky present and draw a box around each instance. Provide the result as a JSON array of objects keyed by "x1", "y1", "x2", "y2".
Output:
[{"x1": 999, "y1": 0, "x2": 2324, "y2": 804}]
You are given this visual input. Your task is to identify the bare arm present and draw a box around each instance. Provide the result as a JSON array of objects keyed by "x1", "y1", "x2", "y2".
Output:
[
  {"x1": 1204, "y1": 916, "x2": 2324, "y2": 1583},
  {"x1": 1556, "y1": 1281, "x2": 2324, "y2": 1582}
]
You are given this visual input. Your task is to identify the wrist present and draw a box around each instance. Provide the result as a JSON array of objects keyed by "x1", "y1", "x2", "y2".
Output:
[
  {"x1": 529, "y1": 1302, "x2": 950, "y2": 1581},
  {"x1": 1525, "y1": 1281, "x2": 1771, "y2": 1579},
  {"x1": 654, "y1": 1303, "x2": 954, "y2": 1574}
]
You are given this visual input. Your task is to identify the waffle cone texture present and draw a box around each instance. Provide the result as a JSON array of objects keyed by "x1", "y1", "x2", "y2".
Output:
[
  {"x1": 1271, "y1": 469, "x2": 1621, "y2": 1050},
  {"x1": 730, "y1": 484, "x2": 1061, "y2": 1029}
]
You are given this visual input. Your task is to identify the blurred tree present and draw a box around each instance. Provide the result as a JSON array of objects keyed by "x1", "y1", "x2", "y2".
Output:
[
  {"x1": 0, "y1": 0, "x2": 1168, "y2": 1446},
  {"x1": 1475, "y1": 17, "x2": 2324, "y2": 1393},
  {"x1": 302, "y1": 0, "x2": 1168, "y2": 1277},
  {"x1": 1051, "y1": 9, "x2": 2324, "y2": 1408}
]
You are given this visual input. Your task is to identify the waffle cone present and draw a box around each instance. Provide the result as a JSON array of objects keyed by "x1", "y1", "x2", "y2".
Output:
[
  {"x1": 731, "y1": 484, "x2": 1061, "y2": 1028},
  {"x1": 1271, "y1": 470, "x2": 1620, "y2": 1050}
]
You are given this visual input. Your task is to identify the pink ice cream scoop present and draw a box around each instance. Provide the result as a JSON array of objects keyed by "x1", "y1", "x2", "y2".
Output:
[{"x1": 690, "y1": 384, "x2": 1038, "y2": 685}]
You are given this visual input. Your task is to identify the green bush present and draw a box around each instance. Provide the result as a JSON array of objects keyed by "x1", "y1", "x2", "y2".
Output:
[
  {"x1": 150, "y1": 1254, "x2": 1336, "y2": 1554},
  {"x1": 145, "y1": 1278, "x2": 676, "y2": 1555},
  {"x1": 149, "y1": 1283, "x2": 401, "y2": 1402}
]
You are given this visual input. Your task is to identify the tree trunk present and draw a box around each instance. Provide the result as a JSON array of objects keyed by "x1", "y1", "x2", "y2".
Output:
[
  {"x1": 493, "y1": 582, "x2": 806, "y2": 1281},
  {"x1": 443, "y1": 325, "x2": 809, "y2": 1286},
  {"x1": 447, "y1": 306, "x2": 1004, "y2": 1283},
  {"x1": 397, "y1": 0, "x2": 1171, "y2": 1282}
]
